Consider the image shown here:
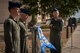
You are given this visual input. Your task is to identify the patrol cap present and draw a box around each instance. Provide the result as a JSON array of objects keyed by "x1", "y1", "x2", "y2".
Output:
[
  {"x1": 20, "y1": 8, "x2": 30, "y2": 15},
  {"x1": 52, "y1": 8, "x2": 59, "y2": 12},
  {"x1": 8, "y1": 1, "x2": 22, "y2": 9}
]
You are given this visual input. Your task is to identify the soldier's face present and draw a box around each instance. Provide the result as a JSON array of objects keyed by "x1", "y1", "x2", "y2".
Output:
[
  {"x1": 17, "y1": 8, "x2": 20, "y2": 16},
  {"x1": 21, "y1": 13, "x2": 29, "y2": 21},
  {"x1": 12, "y1": 7, "x2": 20, "y2": 16},
  {"x1": 53, "y1": 11, "x2": 59, "y2": 18}
]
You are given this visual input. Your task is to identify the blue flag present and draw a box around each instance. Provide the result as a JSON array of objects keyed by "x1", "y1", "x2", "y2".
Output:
[{"x1": 37, "y1": 26, "x2": 57, "y2": 53}]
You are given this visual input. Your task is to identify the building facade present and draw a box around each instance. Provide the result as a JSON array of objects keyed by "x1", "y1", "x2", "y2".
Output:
[{"x1": 0, "y1": 0, "x2": 20, "y2": 23}]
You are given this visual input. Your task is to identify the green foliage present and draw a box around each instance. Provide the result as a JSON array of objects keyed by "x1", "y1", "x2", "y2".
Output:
[
  {"x1": 28, "y1": 14, "x2": 37, "y2": 27},
  {"x1": 78, "y1": 18, "x2": 80, "y2": 23},
  {"x1": 21, "y1": 0, "x2": 80, "y2": 18},
  {"x1": 41, "y1": 25, "x2": 49, "y2": 29}
]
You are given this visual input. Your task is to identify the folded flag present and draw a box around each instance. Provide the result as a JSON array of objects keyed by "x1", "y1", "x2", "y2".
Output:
[{"x1": 37, "y1": 26, "x2": 56, "y2": 53}]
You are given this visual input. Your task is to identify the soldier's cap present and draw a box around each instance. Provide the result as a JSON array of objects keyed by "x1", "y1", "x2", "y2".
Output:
[
  {"x1": 52, "y1": 8, "x2": 59, "y2": 12},
  {"x1": 20, "y1": 8, "x2": 30, "y2": 15},
  {"x1": 8, "y1": 1, "x2": 22, "y2": 9}
]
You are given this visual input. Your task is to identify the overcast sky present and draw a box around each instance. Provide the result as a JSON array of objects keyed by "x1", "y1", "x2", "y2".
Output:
[{"x1": 72, "y1": 10, "x2": 80, "y2": 18}]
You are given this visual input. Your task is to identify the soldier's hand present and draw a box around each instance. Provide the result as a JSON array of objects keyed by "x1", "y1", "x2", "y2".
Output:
[
  {"x1": 50, "y1": 25, "x2": 55, "y2": 28},
  {"x1": 50, "y1": 25, "x2": 52, "y2": 27}
]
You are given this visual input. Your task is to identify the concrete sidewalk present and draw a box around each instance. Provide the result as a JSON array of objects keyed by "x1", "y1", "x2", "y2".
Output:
[{"x1": 62, "y1": 25, "x2": 80, "y2": 53}]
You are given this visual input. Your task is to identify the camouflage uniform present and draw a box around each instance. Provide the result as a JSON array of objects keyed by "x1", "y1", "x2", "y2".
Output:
[
  {"x1": 4, "y1": 16, "x2": 20, "y2": 53},
  {"x1": 19, "y1": 19, "x2": 28, "y2": 53},
  {"x1": 50, "y1": 18, "x2": 63, "y2": 53}
]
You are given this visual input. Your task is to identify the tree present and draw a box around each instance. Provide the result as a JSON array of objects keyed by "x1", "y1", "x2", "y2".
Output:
[{"x1": 20, "y1": 0, "x2": 80, "y2": 18}]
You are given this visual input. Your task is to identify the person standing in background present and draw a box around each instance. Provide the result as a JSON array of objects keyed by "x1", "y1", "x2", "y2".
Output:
[{"x1": 50, "y1": 8, "x2": 63, "y2": 53}]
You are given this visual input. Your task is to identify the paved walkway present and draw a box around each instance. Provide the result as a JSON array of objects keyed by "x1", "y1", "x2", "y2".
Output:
[{"x1": 62, "y1": 25, "x2": 80, "y2": 53}]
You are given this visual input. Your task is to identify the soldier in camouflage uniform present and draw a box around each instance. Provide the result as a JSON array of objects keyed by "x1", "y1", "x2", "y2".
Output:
[
  {"x1": 4, "y1": 1, "x2": 21, "y2": 53},
  {"x1": 19, "y1": 8, "x2": 30, "y2": 53},
  {"x1": 50, "y1": 8, "x2": 63, "y2": 53}
]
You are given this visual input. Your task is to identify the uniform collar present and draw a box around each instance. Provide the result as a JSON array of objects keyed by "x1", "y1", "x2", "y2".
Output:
[
  {"x1": 19, "y1": 18, "x2": 26, "y2": 24},
  {"x1": 9, "y1": 15, "x2": 18, "y2": 22},
  {"x1": 52, "y1": 17, "x2": 57, "y2": 20},
  {"x1": 9, "y1": 15, "x2": 14, "y2": 19}
]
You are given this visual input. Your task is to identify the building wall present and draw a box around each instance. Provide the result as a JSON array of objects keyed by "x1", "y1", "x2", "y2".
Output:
[
  {"x1": 0, "y1": 0, "x2": 9, "y2": 23},
  {"x1": 0, "y1": 0, "x2": 20, "y2": 24}
]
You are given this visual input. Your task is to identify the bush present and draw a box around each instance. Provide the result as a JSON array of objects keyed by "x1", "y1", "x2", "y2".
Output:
[
  {"x1": 41, "y1": 25, "x2": 49, "y2": 29},
  {"x1": 78, "y1": 18, "x2": 80, "y2": 23}
]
